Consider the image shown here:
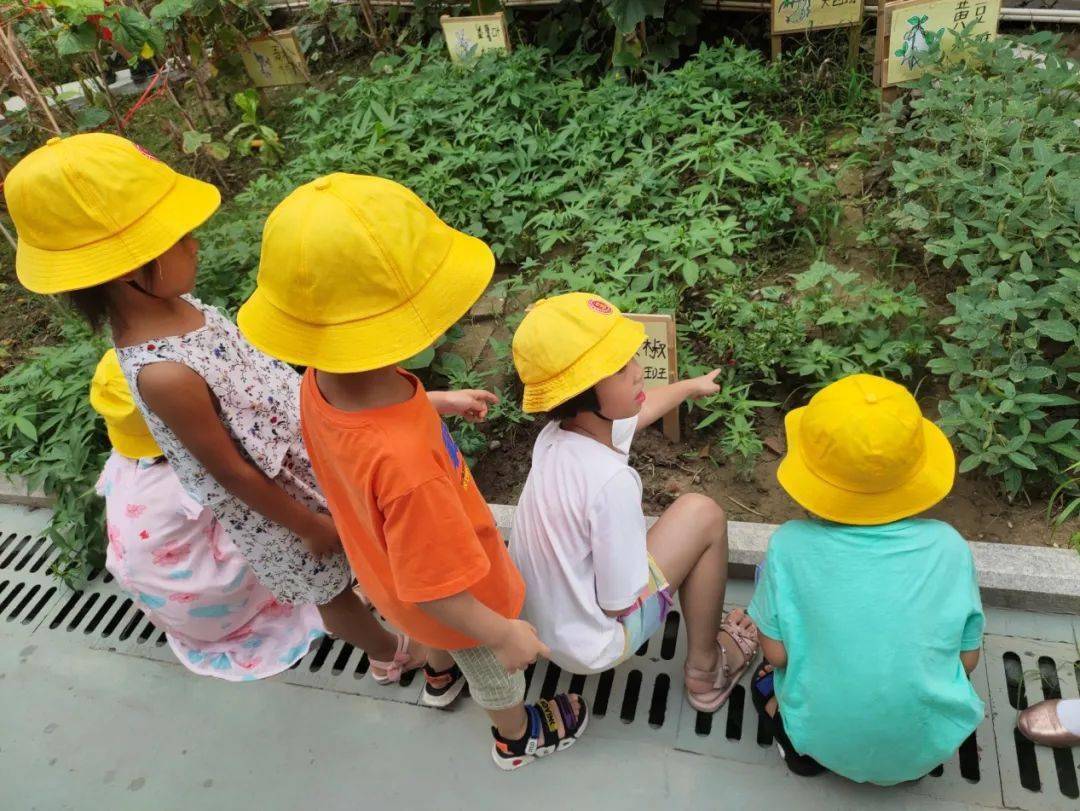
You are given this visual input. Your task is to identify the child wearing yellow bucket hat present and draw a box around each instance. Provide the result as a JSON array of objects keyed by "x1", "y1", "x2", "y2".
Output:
[
  {"x1": 237, "y1": 173, "x2": 589, "y2": 770},
  {"x1": 746, "y1": 374, "x2": 985, "y2": 784},
  {"x1": 6, "y1": 134, "x2": 481, "y2": 684},
  {"x1": 510, "y1": 292, "x2": 759, "y2": 713},
  {"x1": 90, "y1": 349, "x2": 325, "y2": 681}
]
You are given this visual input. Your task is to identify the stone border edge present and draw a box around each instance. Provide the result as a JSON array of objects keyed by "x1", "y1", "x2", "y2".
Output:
[{"x1": 489, "y1": 504, "x2": 1080, "y2": 615}]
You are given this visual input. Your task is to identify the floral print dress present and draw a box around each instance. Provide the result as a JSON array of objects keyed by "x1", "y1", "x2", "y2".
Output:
[
  {"x1": 98, "y1": 452, "x2": 325, "y2": 681},
  {"x1": 115, "y1": 296, "x2": 352, "y2": 605}
]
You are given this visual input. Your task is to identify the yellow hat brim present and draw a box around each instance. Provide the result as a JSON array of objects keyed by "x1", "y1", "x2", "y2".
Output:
[
  {"x1": 521, "y1": 316, "x2": 646, "y2": 414},
  {"x1": 106, "y1": 424, "x2": 162, "y2": 461},
  {"x1": 238, "y1": 229, "x2": 494, "y2": 373},
  {"x1": 777, "y1": 407, "x2": 956, "y2": 525},
  {"x1": 16, "y1": 173, "x2": 221, "y2": 294}
]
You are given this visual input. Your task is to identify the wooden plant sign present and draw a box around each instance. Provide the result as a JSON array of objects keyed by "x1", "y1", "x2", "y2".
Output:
[
  {"x1": 626, "y1": 313, "x2": 681, "y2": 443},
  {"x1": 876, "y1": 0, "x2": 1000, "y2": 88},
  {"x1": 241, "y1": 28, "x2": 309, "y2": 88},
  {"x1": 440, "y1": 12, "x2": 511, "y2": 64},
  {"x1": 773, "y1": 0, "x2": 863, "y2": 35},
  {"x1": 771, "y1": 0, "x2": 864, "y2": 63}
]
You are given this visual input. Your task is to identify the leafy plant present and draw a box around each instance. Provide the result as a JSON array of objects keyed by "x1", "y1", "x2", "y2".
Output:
[
  {"x1": 861, "y1": 32, "x2": 1080, "y2": 499},
  {"x1": 225, "y1": 89, "x2": 283, "y2": 164},
  {"x1": 0, "y1": 320, "x2": 109, "y2": 585}
]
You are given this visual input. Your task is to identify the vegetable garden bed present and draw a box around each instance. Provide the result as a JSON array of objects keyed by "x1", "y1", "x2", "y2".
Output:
[{"x1": 1, "y1": 32, "x2": 1077, "y2": 586}]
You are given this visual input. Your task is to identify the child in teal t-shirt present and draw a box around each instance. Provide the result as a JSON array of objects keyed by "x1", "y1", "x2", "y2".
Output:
[{"x1": 747, "y1": 374, "x2": 985, "y2": 785}]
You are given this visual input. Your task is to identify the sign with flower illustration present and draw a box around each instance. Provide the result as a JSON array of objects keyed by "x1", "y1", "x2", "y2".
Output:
[
  {"x1": 772, "y1": 0, "x2": 863, "y2": 34},
  {"x1": 881, "y1": 0, "x2": 1000, "y2": 85},
  {"x1": 440, "y1": 13, "x2": 511, "y2": 64}
]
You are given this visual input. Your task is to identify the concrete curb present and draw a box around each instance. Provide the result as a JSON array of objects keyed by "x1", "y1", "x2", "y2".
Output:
[
  {"x1": 2, "y1": 478, "x2": 1076, "y2": 613},
  {"x1": 0, "y1": 475, "x2": 52, "y2": 510},
  {"x1": 489, "y1": 504, "x2": 1080, "y2": 615}
]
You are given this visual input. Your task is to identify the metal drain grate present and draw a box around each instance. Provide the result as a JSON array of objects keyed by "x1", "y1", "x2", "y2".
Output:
[
  {"x1": 522, "y1": 606, "x2": 689, "y2": 748},
  {"x1": 4, "y1": 501, "x2": 1080, "y2": 810},
  {"x1": 0, "y1": 506, "x2": 62, "y2": 629},
  {"x1": 986, "y1": 635, "x2": 1080, "y2": 811}
]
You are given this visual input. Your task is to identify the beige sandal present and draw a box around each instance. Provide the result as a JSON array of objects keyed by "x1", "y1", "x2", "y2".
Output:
[{"x1": 684, "y1": 610, "x2": 759, "y2": 713}]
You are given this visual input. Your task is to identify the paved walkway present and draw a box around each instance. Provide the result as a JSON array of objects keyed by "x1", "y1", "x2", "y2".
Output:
[
  {"x1": 1, "y1": 621, "x2": 990, "y2": 811},
  {"x1": 1, "y1": 502, "x2": 1077, "y2": 810}
]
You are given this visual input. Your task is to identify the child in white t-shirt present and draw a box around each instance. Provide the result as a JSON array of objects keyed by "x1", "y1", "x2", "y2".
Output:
[{"x1": 510, "y1": 292, "x2": 758, "y2": 713}]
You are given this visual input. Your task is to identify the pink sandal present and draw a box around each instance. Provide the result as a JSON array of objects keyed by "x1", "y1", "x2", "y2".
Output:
[
  {"x1": 684, "y1": 610, "x2": 759, "y2": 713},
  {"x1": 368, "y1": 633, "x2": 426, "y2": 684}
]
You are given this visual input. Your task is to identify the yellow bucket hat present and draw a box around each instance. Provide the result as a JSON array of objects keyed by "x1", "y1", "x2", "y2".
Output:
[
  {"x1": 513, "y1": 292, "x2": 645, "y2": 414},
  {"x1": 778, "y1": 374, "x2": 955, "y2": 526},
  {"x1": 237, "y1": 174, "x2": 494, "y2": 373},
  {"x1": 5, "y1": 133, "x2": 221, "y2": 294},
  {"x1": 89, "y1": 349, "x2": 162, "y2": 461}
]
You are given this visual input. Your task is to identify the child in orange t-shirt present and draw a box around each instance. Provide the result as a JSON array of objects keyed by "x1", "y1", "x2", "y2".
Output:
[{"x1": 237, "y1": 173, "x2": 589, "y2": 771}]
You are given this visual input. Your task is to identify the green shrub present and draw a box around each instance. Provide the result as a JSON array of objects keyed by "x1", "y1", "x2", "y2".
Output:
[
  {"x1": 0, "y1": 321, "x2": 109, "y2": 584},
  {"x1": 861, "y1": 33, "x2": 1080, "y2": 500}
]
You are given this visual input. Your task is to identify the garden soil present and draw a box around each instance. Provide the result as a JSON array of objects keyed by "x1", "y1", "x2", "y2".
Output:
[{"x1": 473, "y1": 411, "x2": 1076, "y2": 549}]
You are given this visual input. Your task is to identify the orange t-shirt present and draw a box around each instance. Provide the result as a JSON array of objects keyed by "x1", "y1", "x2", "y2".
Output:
[{"x1": 299, "y1": 368, "x2": 525, "y2": 650}]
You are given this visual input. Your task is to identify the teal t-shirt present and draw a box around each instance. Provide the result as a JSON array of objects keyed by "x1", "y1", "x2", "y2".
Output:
[{"x1": 747, "y1": 518, "x2": 985, "y2": 785}]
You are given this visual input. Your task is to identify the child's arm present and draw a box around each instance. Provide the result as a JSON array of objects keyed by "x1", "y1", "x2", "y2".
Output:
[
  {"x1": 419, "y1": 592, "x2": 549, "y2": 673},
  {"x1": 139, "y1": 363, "x2": 340, "y2": 556},
  {"x1": 636, "y1": 370, "x2": 722, "y2": 432},
  {"x1": 961, "y1": 649, "x2": 980, "y2": 675},
  {"x1": 759, "y1": 633, "x2": 788, "y2": 668},
  {"x1": 428, "y1": 389, "x2": 499, "y2": 423}
]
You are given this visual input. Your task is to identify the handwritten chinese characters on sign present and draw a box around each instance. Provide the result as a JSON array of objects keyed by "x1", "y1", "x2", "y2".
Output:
[
  {"x1": 773, "y1": 0, "x2": 863, "y2": 35},
  {"x1": 626, "y1": 313, "x2": 680, "y2": 442},
  {"x1": 241, "y1": 29, "x2": 309, "y2": 88},
  {"x1": 440, "y1": 13, "x2": 511, "y2": 65},
  {"x1": 883, "y1": 0, "x2": 999, "y2": 86}
]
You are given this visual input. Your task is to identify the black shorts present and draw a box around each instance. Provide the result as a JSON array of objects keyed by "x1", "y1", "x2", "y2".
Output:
[{"x1": 750, "y1": 667, "x2": 828, "y2": 778}]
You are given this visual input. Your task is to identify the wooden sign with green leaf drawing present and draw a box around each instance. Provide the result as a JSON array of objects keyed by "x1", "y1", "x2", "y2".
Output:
[{"x1": 877, "y1": 0, "x2": 1000, "y2": 87}]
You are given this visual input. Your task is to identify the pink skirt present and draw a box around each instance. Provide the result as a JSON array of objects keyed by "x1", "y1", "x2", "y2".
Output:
[{"x1": 97, "y1": 452, "x2": 324, "y2": 681}]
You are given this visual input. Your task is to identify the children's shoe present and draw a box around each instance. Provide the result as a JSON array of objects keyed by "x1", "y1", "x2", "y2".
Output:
[
  {"x1": 421, "y1": 663, "x2": 467, "y2": 708},
  {"x1": 685, "y1": 609, "x2": 759, "y2": 713},
  {"x1": 491, "y1": 694, "x2": 589, "y2": 771},
  {"x1": 368, "y1": 634, "x2": 425, "y2": 684}
]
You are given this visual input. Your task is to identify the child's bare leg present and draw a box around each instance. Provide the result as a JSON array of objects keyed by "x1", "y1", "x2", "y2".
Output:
[
  {"x1": 646, "y1": 493, "x2": 748, "y2": 673},
  {"x1": 489, "y1": 704, "x2": 530, "y2": 739},
  {"x1": 427, "y1": 648, "x2": 455, "y2": 671},
  {"x1": 318, "y1": 586, "x2": 425, "y2": 664}
]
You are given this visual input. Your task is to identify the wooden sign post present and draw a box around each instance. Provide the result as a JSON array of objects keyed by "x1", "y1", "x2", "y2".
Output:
[
  {"x1": 771, "y1": 0, "x2": 864, "y2": 64},
  {"x1": 626, "y1": 313, "x2": 680, "y2": 443},
  {"x1": 440, "y1": 12, "x2": 511, "y2": 64},
  {"x1": 241, "y1": 28, "x2": 309, "y2": 88},
  {"x1": 875, "y1": 0, "x2": 1000, "y2": 97}
]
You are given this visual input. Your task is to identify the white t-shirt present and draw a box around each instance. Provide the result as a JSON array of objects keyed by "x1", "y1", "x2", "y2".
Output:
[{"x1": 510, "y1": 416, "x2": 649, "y2": 674}]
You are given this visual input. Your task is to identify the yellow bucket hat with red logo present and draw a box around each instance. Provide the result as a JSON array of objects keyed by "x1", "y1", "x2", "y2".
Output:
[
  {"x1": 238, "y1": 173, "x2": 494, "y2": 373},
  {"x1": 5, "y1": 133, "x2": 220, "y2": 294},
  {"x1": 512, "y1": 292, "x2": 645, "y2": 413},
  {"x1": 89, "y1": 349, "x2": 162, "y2": 461},
  {"x1": 778, "y1": 374, "x2": 955, "y2": 525}
]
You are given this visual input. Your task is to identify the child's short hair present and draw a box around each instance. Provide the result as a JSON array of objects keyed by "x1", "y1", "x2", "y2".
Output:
[{"x1": 548, "y1": 386, "x2": 601, "y2": 422}]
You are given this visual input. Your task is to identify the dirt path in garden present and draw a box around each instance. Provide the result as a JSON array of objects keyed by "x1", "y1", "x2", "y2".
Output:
[{"x1": 0, "y1": 280, "x2": 61, "y2": 374}]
